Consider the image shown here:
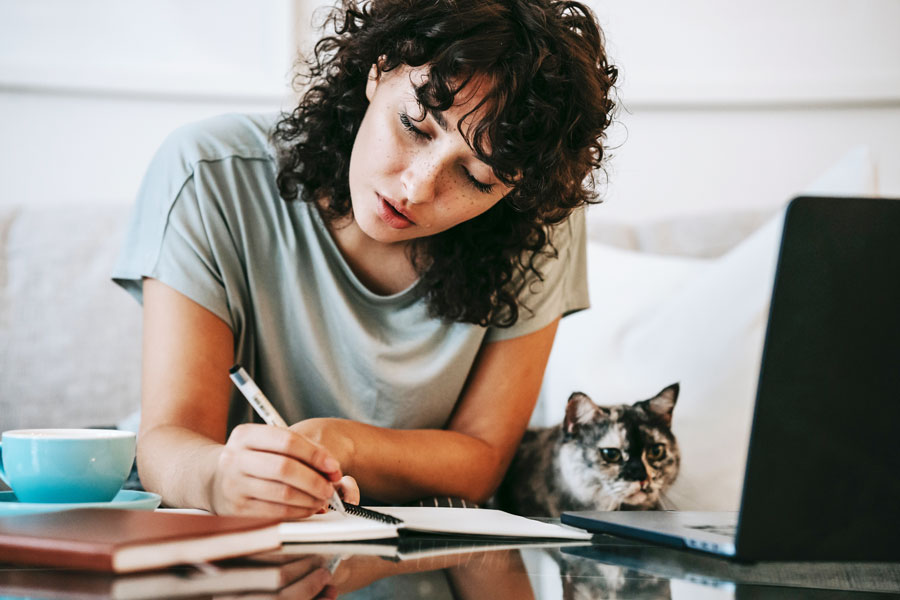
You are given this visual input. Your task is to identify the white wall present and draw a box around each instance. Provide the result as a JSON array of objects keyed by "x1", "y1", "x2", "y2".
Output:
[
  {"x1": 588, "y1": 0, "x2": 900, "y2": 220},
  {"x1": 0, "y1": 0, "x2": 301, "y2": 206},
  {"x1": 1, "y1": 0, "x2": 898, "y2": 218}
]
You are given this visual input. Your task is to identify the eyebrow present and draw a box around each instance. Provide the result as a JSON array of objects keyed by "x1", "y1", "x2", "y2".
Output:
[
  {"x1": 422, "y1": 105, "x2": 502, "y2": 181},
  {"x1": 425, "y1": 107, "x2": 448, "y2": 132}
]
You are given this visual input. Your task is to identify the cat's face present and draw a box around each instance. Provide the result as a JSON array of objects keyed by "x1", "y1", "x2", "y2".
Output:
[
  {"x1": 550, "y1": 550, "x2": 671, "y2": 600},
  {"x1": 558, "y1": 385, "x2": 680, "y2": 511}
]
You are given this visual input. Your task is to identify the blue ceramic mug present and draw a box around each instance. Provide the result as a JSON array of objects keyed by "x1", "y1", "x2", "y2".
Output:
[{"x1": 0, "y1": 429, "x2": 136, "y2": 503}]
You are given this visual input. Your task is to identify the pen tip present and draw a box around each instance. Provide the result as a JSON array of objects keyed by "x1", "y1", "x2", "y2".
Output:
[{"x1": 229, "y1": 364, "x2": 241, "y2": 375}]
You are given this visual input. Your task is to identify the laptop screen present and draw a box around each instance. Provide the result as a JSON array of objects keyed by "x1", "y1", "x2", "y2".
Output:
[{"x1": 737, "y1": 196, "x2": 900, "y2": 561}]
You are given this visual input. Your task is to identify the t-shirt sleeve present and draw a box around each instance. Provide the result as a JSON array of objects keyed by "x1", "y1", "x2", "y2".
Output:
[
  {"x1": 485, "y1": 206, "x2": 590, "y2": 342},
  {"x1": 111, "y1": 127, "x2": 238, "y2": 329}
]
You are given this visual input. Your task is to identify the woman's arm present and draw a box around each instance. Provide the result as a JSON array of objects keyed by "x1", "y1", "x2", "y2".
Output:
[
  {"x1": 138, "y1": 278, "x2": 356, "y2": 516},
  {"x1": 293, "y1": 318, "x2": 560, "y2": 504},
  {"x1": 140, "y1": 276, "x2": 558, "y2": 511}
]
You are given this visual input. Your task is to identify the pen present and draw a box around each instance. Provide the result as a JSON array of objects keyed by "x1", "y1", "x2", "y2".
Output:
[{"x1": 228, "y1": 364, "x2": 347, "y2": 515}]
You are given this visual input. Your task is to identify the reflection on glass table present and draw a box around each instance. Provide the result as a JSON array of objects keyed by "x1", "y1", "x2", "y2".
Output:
[{"x1": 1, "y1": 534, "x2": 898, "y2": 599}]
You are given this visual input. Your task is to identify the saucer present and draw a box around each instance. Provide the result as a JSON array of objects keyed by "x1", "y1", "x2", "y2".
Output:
[{"x1": 0, "y1": 489, "x2": 162, "y2": 516}]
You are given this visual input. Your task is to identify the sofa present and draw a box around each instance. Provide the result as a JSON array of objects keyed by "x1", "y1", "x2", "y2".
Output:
[
  {"x1": 0, "y1": 203, "x2": 142, "y2": 432},
  {"x1": 0, "y1": 148, "x2": 877, "y2": 509}
]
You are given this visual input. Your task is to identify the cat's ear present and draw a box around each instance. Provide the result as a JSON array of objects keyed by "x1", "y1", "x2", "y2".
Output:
[
  {"x1": 564, "y1": 392, "x2": 608, "y2": 435},
  {"x1": 634, "y1": 383, "x2": 679, "y2": 426}
]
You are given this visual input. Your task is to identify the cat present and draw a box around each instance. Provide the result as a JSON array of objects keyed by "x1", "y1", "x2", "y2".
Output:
[
  {"x1": 545, "y1": 548, "x2": 671, "y2": 600},
  {"x1": 494, "y1": 384, "x2": 680, "y2": 517}
]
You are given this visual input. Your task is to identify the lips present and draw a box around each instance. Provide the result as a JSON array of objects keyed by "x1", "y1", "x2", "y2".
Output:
[{"x1": 376, "y1": 193, "x2": 416, "y2": 229}]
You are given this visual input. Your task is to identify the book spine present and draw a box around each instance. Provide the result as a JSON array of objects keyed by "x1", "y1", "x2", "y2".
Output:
[{"x1": 0, "y1": 540, "x2": 115, "y2": 572}]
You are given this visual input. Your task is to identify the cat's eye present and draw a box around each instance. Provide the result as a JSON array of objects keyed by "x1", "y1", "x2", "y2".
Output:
[
  {"x1": 646, "y1": 443, "x2": 666, "y2": 461},
  {"x1": 599, "y1": 448, "x2": 623, "y2": 463}
]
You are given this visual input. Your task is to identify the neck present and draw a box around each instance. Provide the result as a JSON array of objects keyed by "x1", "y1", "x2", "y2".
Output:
[{"x1": 325, "y1": 211, "x2": 419, "y2": 296}]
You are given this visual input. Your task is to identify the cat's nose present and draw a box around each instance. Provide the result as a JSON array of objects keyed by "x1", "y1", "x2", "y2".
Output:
[{"x1": 622, "y1": 460, "x2": 648, "y2": 482}]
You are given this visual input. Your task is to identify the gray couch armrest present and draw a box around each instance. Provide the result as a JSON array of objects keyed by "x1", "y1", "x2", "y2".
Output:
[{"x1": 0, "y1": 203, "x2": 141, "y2": 431}]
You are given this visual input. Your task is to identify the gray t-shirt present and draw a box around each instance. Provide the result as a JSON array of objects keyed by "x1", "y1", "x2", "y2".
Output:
[{"x1": 113, "y1": 113, "x2": 589, "y2": 433}]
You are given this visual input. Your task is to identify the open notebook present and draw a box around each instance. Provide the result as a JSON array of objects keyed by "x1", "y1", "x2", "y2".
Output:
[
  {"x1": 278, "y1": 504, "x2": 593, "y2": 543},
  {"x1": 279, "y1": 537, "x2": 592, "y2": 563},
  {"x1": 158, "y1": 504, "x2": 592, "y2": 543}
]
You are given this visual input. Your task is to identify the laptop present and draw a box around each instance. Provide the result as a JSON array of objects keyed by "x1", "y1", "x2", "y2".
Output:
[
  {"x1": 562, "y1": 195, "x2": 900, "y2": 561},
  {"x1": 561, "y1": 542, "x2": 897, "y2": 596}
]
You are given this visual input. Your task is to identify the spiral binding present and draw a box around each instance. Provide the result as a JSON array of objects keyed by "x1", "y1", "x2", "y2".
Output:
[{"x1": 343, "y1": 502, "x2": 403, "y2": 525}]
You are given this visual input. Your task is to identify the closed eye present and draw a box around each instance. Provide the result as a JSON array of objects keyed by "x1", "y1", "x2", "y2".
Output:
[
  {"x1": 398, "y1": 111, "x2": 429, "y2": 140},
  {"x1": 400, "y1": 111, "x2": 496, "y2": 195},
  {"x1": 463, "y1": 168, "x2": 495, "y2": 194}
]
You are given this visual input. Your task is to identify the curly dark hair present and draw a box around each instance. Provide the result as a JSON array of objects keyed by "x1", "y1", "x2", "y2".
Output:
[{"x1": 273, "y1": 0, "x2": 617, "y2": 327}]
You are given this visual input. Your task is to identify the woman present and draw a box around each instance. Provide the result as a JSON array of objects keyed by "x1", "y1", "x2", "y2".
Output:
[{"x1": 113, "y1": 0, "x2": 616, "y2": 517}]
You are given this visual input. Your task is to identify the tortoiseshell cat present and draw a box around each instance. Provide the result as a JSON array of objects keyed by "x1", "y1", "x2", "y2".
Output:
[
  {"x1": 495, "y1": 384, "x2": 680, "y2": 517},
  {"x1": 546, "y1": 548, "x2": 671, "y2": 600}
]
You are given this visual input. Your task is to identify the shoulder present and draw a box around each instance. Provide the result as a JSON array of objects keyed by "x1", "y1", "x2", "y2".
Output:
[
  {"x1": 529, "y1": 207, "x2": 587, "y2": 275},
  {"x1": 486, "y1": 208, "x2": 589, "y2": 341},
  {"x1": 157, "y1": 112, "x2": 278, "y2": 169},
  {"x1": 137, "y1": 113, "x2": 282, "y2": 214},
  {"x1": 146, "y1": 113, "x2": 279, "y2": 193},
  {"x1": 552, "y1": 206, "x2": 586, "y2": 251}
]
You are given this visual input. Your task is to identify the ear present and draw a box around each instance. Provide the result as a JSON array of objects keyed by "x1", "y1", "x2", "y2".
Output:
[
  {"x1": 564, "y1": 392, "x2": 608, "y2": 436},
  {"x1": 635, "y1": 383, "x2": 679, "y2": 426},
  {"x1": 365, "y1": 63, "x2": 380, "y2": 101}
]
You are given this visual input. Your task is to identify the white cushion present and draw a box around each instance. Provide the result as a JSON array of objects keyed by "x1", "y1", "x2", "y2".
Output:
[
  {"x1": 538, "y1": 211, "x2": 783, "y2": 510},
  {"x1": 585, "y1": 205, "x2": 779, "y2": 258}
]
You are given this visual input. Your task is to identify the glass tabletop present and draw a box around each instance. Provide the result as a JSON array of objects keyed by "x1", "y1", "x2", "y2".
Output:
[{"x1": 1, "y1": 534, "x2": 898, "y2": 599}]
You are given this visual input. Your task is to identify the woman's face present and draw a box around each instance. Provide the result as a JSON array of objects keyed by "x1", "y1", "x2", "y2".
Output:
[{"x1": 347, "y1": 65, "x2": 512, "y2": 245}]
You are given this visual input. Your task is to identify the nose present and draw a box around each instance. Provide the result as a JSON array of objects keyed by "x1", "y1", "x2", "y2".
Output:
[
  {"x1": 621, "y1": 457, "x2": 648, "y2": 482},
  {"x1": 400, "y1": 153, "x2": 440, "y2": 205}
]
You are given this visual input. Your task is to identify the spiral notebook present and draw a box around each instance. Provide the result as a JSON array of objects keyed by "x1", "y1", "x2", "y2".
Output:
[
  {"x1": 278, "y1": 504, "x2": 593, "y2": 543},
  {"x1": 278, "y1": 537, "x2": 593, "y2": 563}
]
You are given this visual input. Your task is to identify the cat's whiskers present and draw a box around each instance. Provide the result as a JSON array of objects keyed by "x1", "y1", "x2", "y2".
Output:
[{"x1": 656, "y1": 490, "x2": 678, "y2": 510}]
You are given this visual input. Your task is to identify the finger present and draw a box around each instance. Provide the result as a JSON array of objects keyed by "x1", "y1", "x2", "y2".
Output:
[
  {"x1": 279, "y1": 555, "x2": 329, "y2": 582},
  {"x1": 222, "y1": 496, "x2": 325, "y2": 520},
  {"x1": 241, "y1": 475, "x2": 330, "y2": 512},
  {"x1": 315, "y1": 584, "x2": 338, "y2": 600},
  {"x1": 335, "y1": 475, "x2": 360, "y2": 505},
  {"x1": 229, "y1": 424, "x2": 343, "y2": 480},
  {"x1": 235, "y1": 448, "x2": 336, "y2": 501},
  {"x1": 276, "y1": 568, "x2": 333, "y2": 600},
  {"x1": 218, "y1": 438, "x2": 336, "y2": 502}
]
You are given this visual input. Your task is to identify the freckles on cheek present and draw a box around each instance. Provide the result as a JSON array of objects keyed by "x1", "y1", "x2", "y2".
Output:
[
  {"x1": 465, "y1": 199, "x2": 484, "y2": 219},
  {"x1": 381, "y1": 146, "x2": 405, "y2": 174},
  {"x1": 449, "y1": 194, "x2": 480, "y2": 220}
]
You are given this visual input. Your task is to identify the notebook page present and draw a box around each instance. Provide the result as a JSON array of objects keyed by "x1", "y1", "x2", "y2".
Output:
[
  {"x1": 376, "y1": 507, "x2": 593, "y2": 540},
  {"x1": 278, "y1": 510, "x2": 399, "y2": 543}
]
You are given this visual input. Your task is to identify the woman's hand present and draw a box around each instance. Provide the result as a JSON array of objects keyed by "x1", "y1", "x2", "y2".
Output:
[
  {"x1": 209, "y1": 423, "x2": 347, "y2": 518},
  {"x1": 334, "y1": 475, "x2": 361, "y2": 505},
  {"x1": 289, "y1": 418, "x2": 360, "y2": 508},
  {"x1": 270, "y1": 554, "x2": 337, "y2": 600},
  {"x1": 289, "y1": 418, "x2": 357, "y2": 477}
]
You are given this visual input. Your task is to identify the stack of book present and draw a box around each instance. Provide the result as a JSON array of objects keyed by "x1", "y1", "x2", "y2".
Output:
[{"x1": 0, "y1": 508, "x2": 283, "y2": 573}]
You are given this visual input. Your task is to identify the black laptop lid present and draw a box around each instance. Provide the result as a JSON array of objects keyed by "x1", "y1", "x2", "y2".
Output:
[{"x1": 736, "y1": 196, "x2": 900, "y2": 561}]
